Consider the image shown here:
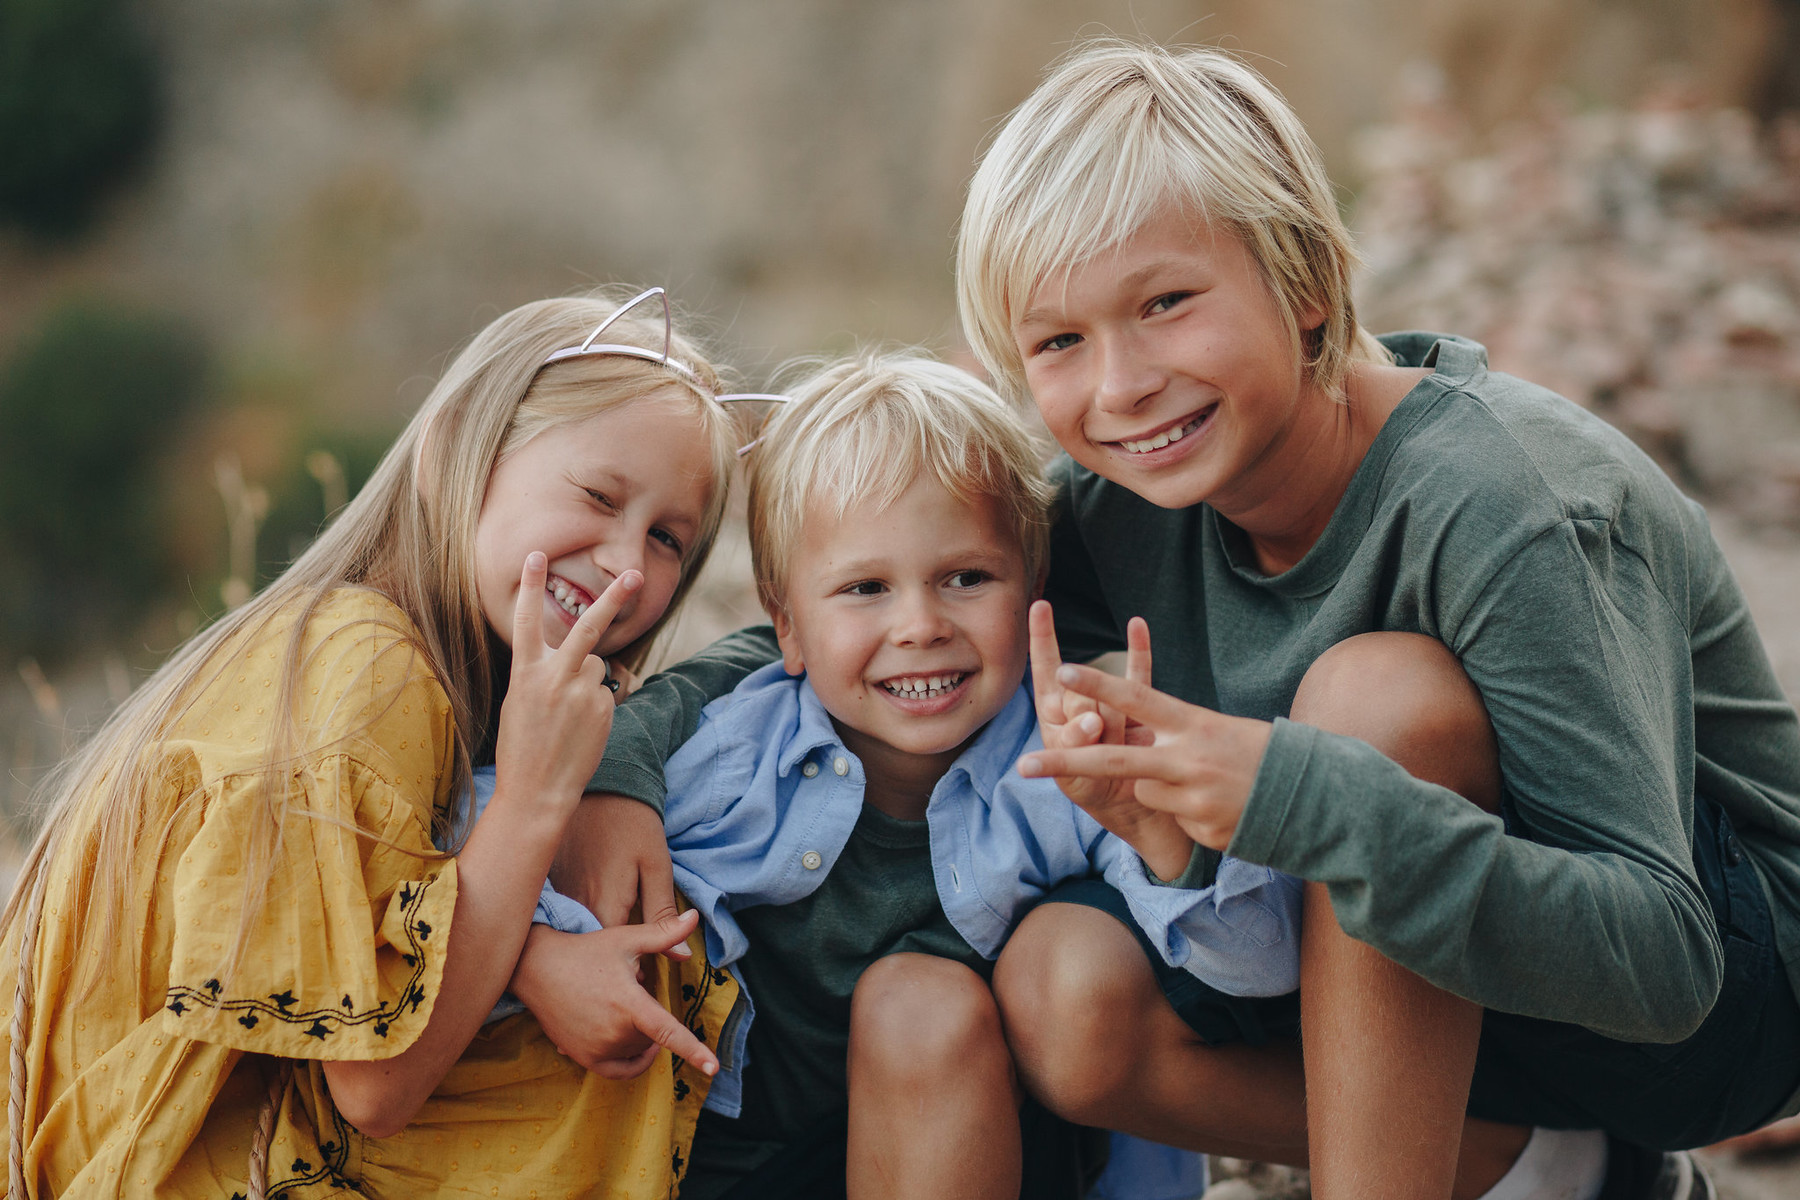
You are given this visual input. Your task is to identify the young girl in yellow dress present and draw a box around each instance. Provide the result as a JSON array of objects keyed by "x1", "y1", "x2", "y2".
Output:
[{"x1": 0, "y1": 288, "x2": 744, "y2": 1198}]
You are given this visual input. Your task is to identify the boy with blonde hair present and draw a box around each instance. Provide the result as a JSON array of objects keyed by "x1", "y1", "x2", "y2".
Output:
[
  {"x1": 948, "y1": 37, "x2": 1799, "y2": 1200},
  {"x1": 522, "y1": 351, "x2": 1300, "y2": 1199}
]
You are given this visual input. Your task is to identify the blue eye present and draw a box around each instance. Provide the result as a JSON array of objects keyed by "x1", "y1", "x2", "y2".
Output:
[
  {"x1": 1147, "y1": 292, "x2": 1191, "y2": 315},
  {"x1": 1036, "y1": 332, "x2": 1082, "y2": 355}
]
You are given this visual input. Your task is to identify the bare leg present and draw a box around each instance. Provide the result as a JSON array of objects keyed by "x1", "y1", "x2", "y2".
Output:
[
  {"x1": 1291, "y1": 633, "x2": 1524, "y2": 1200},
  {"x1": 995, "y1": 901, "x2": 1307, "y2": 1161},
  {"x1": 999, "y1": 633, "x2": 1534, "y2": 1199},
  {"x1": 847, "y1": 952, "x2": 1020, "y2": 1200}
]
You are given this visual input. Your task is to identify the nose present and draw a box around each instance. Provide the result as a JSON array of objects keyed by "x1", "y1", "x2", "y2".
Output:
[
  {"x1": 890, "y1": 587, "x2": 954, "y2": 648},
  {"x1": 590, "y1": 526, "x2": 646, "y2": 584},
  {"x1": 1093, "y1": 331, "x2": 1162, "y2": 415}
]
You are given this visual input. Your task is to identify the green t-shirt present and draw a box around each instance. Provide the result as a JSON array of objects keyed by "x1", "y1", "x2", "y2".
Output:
[
  {"x1": 682, "y1": 802, "x2": 987, "y2": 1191},
  {"x1": 593, "y1": 332, "x2": 1800, "y2": 1055}
]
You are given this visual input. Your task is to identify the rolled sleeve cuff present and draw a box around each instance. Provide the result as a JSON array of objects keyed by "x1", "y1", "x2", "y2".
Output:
[{"x1": 1228, "y1": 717, "x2": 1316, "y2": 870}]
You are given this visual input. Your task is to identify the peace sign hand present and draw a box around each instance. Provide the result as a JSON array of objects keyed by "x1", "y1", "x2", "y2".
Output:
[
  {"x1": 1026, "y1": 602, "x2": 1196, "y2": 879},
  {"x1": 495, "y1": 552, "x2": 643, "y2": 819},
  {"x1": 1020, "y1": 615, "x2": 1273, "y2": 853}
]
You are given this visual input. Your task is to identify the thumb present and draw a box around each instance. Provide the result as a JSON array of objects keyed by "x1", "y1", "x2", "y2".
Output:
[
  {"x1": 625, "y1": 906, "x2": 700, "y2": 958},
  {"x1": 638, "y1": 853, "x2": 689, "y2": 960}
]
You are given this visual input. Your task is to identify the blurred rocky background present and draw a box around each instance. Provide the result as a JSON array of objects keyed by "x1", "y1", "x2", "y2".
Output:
[{"x1": 5, "y1": 0, "x2": 1800, "y2": 1189}]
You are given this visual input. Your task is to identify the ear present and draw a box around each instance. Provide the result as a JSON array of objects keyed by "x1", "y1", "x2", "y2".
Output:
[{"x1": 771, "y1": 606, "x2": 806, "y2": 677}]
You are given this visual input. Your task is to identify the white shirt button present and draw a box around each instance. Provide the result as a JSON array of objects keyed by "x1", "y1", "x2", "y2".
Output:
[
  {"x1": 801, "y1": 851, "x2": 823, "y2": 870},
  {"x1": 801, "y1": 761, "x2": 820, "y2": 778},
  {"x1": 833, "y1": 757, "x2": 849, "y2": 776}
]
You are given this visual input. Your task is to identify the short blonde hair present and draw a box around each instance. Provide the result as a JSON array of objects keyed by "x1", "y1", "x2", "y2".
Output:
[
  {"x1": 957, "y1": 40, "x2": 1390, "y2": 404},
  {"x1": 746, "y1": 352, "x2": 1053, "y2": 615}
]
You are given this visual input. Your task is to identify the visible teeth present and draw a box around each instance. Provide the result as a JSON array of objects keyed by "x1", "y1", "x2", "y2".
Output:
[
  {"x1": 547, "y1": 578, "x2": 588, "y2": 619},
  {"x1": 1120, "y1": 415, "x2": 1202, "y2": 454},
  {"x1": 883, "y1": 674, "x2": 965, "y2": 698}
]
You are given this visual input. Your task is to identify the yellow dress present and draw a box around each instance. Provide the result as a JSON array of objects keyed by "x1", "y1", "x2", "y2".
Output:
[{"x1": 0, "y1": 588, "x2": 736, "y2": 1198}]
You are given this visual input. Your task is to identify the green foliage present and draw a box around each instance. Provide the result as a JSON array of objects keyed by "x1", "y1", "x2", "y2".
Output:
[
  {"x1": 256, "y1": 429, "x2": 392, "y2": 587},
  {"x1": 0, "y1": 297, "x2": 209, "y2": 658},
  {"x1": 0, "y1": 0, "x2": 160, "y2": 238}
]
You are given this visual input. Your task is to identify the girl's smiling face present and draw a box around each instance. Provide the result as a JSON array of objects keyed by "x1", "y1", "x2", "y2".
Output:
[
  {"x1": 473, "y1": 392, "x2": 715, "y2": 654},
  {"x1": 1011, "y1": 207, "x2": 1324, "y2": 517}
]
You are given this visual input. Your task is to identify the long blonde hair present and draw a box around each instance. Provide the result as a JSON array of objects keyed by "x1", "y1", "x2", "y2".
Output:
[{"x1": 1, "y1": 288, "x2": 739, "y2": 993}]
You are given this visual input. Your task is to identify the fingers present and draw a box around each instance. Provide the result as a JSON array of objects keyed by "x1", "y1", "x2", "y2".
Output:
[
  {"x1": 628, "y1": 989, "x2": 719, "y2": 1076},
  {"x1": 512, "y1": 552, "x2": 549, "y2": 661},
  {"x1": 1027, "y1": 600, "x2": 1067, "y2": 724},
  {"x1": 638, "y1": 854, "x2": 690, "y2": 960},
  {"x1": 1018, "y1": 742, "x2": 1175, "y2": 783},
  {"x1": 587, "y1": 1041, "x2": 662, "y2": 1080},
  {"x1": 1053, "y1": 662, "x2": 1188, "y2": 728},
  {"x1": 617, "y1": 906, "x2": 701, "y2": 959},
  {"x1": 557, "y1": 570, "x2": 644, "y2": 666},
  {"x1": 1125, "y1": 616, "x2": 1152, "y2": 687}
]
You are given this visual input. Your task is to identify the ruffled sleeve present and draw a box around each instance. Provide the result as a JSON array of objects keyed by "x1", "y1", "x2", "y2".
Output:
[{"x1": 159, "y1": 589, "x2": 461, "y2": 1059}]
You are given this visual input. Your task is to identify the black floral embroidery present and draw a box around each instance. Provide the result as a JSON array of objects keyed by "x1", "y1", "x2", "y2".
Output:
[
  {"x1": 667, "y1": 952, "x2": 730, "y2": 1196},
  {"x1": 264, "y1": 1095, "x2": 354, "y2": 1195},
  {"x1": 165, "y1": 872, "x2": 441, "y2": 1043}
]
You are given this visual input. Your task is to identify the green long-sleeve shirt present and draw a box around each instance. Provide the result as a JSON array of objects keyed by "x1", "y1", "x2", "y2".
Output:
[{"x1": 593, "y1": 332, "x2": 1800, "y2": 1050}]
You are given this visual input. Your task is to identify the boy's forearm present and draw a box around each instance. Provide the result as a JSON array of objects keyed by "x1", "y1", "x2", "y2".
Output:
[{"x1": 587, "y1": 625, "x2": 782, "y2": 810}]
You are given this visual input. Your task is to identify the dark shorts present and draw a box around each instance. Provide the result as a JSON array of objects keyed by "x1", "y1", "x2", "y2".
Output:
[
  {"x1": 1042, "y1": 801, "x2": 1800, "y2": 1149},
  {"x1": 1038, "y1": 876, "x2": 1302, "y2": 1048}
]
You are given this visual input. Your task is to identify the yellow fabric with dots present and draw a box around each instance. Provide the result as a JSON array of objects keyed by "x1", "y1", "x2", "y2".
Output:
[{"x1": 0, "y1": 588, "x2": 735, "y2": 1198}]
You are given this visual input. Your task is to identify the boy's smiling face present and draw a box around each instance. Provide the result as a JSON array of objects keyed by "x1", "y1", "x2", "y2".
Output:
[
  {"x1": 1010, "y1": 206, "x2": 1324, "y2": 516},
  {"x1": 772, "y1": 475, "x2": 1033, "y2": 780}
]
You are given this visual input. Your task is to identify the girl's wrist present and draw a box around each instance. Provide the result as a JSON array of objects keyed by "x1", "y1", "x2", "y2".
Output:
[{"x1": 479, "y1": 778, "x2": 581, "y2": 836}]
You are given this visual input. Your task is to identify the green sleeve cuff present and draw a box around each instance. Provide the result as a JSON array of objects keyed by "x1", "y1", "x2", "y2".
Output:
[
  {"x1": 1145, "y1": 841, "x2": 1220, "y2": 889},
  {"x1": 1227, "y1": 717, "x2": 1314, "y2": 869},
  {"x1": 586, "y1": 758, "x2": 668, "y2": 815}
]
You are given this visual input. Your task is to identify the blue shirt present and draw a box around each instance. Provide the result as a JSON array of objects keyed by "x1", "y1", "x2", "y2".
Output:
[
  {"x1": 462, "y1": 666, "x2": 1297, "y2": 1199},
  {"x1": 466, "y1": 666, "x2": 1299, "y2": 1099}
]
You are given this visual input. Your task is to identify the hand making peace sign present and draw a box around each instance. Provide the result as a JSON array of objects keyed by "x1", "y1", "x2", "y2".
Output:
[
  {"x1": 1019, "y1": 600, "x2": 1274, "y2": 856},
  {"x1": 496, "y1": 551, "x2": 643, "y2": 819}
]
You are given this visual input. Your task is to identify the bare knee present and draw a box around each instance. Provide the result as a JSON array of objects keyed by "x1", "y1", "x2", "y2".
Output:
[
  {"x1": 1292, "y1": 632, "x2": 1500, "y2": 812},
  {"x1": 992, "y1": 903, "x2": 1155, "y2": 1121},
  {"x1": 849, "y1": 953, "x2": 1007, "y2": 1092}
]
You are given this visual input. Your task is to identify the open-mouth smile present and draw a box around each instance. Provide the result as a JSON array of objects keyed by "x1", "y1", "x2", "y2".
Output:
[
  {"x1": 880, "y1": 673, "x2": 968, "y2": 700},
  {"x1": 1112, "y1": 408, "x2": 1212, "y2": 455},
  {"x1": 547, "y1": 573, "x2": 596, "y2": 621}
]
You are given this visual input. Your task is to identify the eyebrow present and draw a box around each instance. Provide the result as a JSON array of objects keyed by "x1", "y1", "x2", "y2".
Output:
[
  {"x1": 825, "y1": 545, "x2": 1017, "y2": 578},
  {"x1": 1014, "y1": 260, "x2": 1189, "y2": 330}
]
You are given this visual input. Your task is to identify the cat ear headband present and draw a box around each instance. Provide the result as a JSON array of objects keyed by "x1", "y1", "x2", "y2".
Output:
[{"x1": 543, "y1": 287, "x2": 788, "y2": 453}]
